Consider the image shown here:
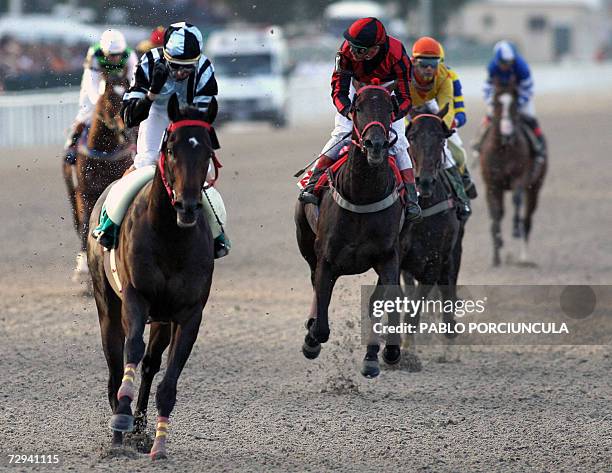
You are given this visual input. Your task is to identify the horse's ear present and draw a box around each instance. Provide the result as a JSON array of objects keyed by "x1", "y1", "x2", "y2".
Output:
[
  {"x1": 438, "y1": 102, "x2": 450, "y2": 119},
  {"x1": 167, "y1": 94, "x2": 181, "y2": 122}
]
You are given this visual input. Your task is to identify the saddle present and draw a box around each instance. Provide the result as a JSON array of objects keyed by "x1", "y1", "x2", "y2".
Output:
[
  {"x1": 77, "y1": 125, "x2": 133, "y2": 161},
  {"x1": 93, "y1": 164, "x2": 227, "y2": 250},
  {"x1": 298, "y1": 147, "x2": 405, "y2": 233},
  {"x1": 297, "y1": 146, "x2": 404, "y2": 199}
]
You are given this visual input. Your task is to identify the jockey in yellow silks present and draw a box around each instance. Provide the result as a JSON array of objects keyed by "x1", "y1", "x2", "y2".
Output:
[
  {"x1": 440, "y1": 44, "x2": 477, "y2": 199},
  {"x1": 406, "y1": 36, "x2": 472, "y2": 220}
]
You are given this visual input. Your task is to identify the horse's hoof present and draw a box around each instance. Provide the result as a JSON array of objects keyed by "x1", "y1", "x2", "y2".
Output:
[
  {"x1": 302, "y1": 340, "x2": 321, "y2": 360},
  {"x1": 361, "y1": 359, "x2": 380, "y2": 378},
  {"x1": 150, "y1": 449, "x2": 167, "y2": 461},
  {"x1": 110, "y1": 414, "x2": 134, "y2": 432},
  {"x1": 382, "y1": 346, "x2": 401, "y2": 365}
]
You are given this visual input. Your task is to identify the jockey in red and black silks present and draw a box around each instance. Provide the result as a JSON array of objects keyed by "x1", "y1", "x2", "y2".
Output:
[
  {"x1": 299, "y1": 17, "x2": 421, "y2": 223},
  {"x1": 331, "y1": 19, "x2": 412, "y2": 122}
]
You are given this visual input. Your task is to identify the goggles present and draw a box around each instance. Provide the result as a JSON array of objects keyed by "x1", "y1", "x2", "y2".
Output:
[
  {"x1": 414, "y1": 57, "x2": 440, "y2": 69},
  {"x1": 168, "y1": 62, "x2": 196, "y2": 74},
  {"x1": 348, "y1": 42, "x2": 371, "y2": 55}
]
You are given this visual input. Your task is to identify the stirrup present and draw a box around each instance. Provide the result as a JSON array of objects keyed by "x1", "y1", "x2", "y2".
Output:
[
  {"x1": 404, "y1": 202, "x2": 422, "y2": 223},
  {"x1": 65, "y1": 148, "x2": 77, "y2": 165},
  {"x1": 457, "y1": 202, "x2": 472, "y2": 221},
  {"x1": 214, "y1": 234, "x2": 230, "y2": 259}
]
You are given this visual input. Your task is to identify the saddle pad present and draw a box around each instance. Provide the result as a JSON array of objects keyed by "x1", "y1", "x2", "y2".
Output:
[{"x1": 105, "y1": 165, "x2": 156, "y2": 224}]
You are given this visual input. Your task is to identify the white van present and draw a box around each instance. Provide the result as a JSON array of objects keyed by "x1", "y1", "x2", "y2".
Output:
[{"x1": 206, "y1": 26, "x2": 291, "y2": 127}]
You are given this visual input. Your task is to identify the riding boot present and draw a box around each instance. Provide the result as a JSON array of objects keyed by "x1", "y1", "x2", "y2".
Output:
[
  {"x1": 521, "y1": 115, "x2": 548, "y2": 181},
  {"x1": 445, "y1": 166, "x2": 472, "y2": 221},
  {"x1": 400, "y1": 169, "x2": 422, "y2": 223},
  {"x1": 461, "y1": 166, "x2": 478, "y2": 199},
  {"x1": 470, "y1": 117, "x2": 490, "y2": 158},
  {"x1": 298, "y1": 155, "x2": 335, "y2": 205},
  {"x1": 63, "y1": 122, "x2": 86, "y2": 165}
]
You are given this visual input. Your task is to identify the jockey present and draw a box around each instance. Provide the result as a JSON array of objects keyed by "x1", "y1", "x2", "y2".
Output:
[
  {"x1": 136, "y1": 26, "x2": 165, "y2": 56},
  {"x1": 407, "y1": 36, "x2": 471, "y2": 219},
  {"x1": 63, "y1": 29, "x2": 138, "y2": 164},
  {"x1": 474, "y1": 40, "x2": 547, "y2": 171},
  {"x1": 298, "y1": 17, "x2": 422, "y2": 223},
  {"x1": 440, "y1": 43, "x2": 478, "y2": 199},
  {"x1": 94, "y1": 22, "x2": 229, "y2": 258}
]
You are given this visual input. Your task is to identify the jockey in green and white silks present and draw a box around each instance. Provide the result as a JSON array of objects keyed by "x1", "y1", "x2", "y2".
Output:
[
  {"x1": 93, "y1": 22, "x2": 230, "y2": 259},
  {"x1": 63, "y1": 29, "x2": 138, "y2": 164}
]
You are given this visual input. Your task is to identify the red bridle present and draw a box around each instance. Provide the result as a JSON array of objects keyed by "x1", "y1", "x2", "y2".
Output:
[
  {"x1": 158, "y1": 119, "x2": 212, "y2": 205},
  {"x1": 351, "y1": 84, "x2": 394, "y2": 151}
]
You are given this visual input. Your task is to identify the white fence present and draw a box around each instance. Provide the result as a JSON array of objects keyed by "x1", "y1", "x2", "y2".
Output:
[{"x1": 0, "y1": 89, "x2": 78, "y2": 148}]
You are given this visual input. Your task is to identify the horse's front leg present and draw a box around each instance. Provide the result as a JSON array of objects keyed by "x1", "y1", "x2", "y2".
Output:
[
  {"x1": 110, "y1": 285, "x2": 149, "y2": 436},
  {"x1": 512, "y1": 186, "x2": 525, "y2": 240},
  {"x1": 150, "y1": 307, "x2": 203, "y2": 460},
  {"x1": 133, "y1": 323, "x2": 171, "y2": 437},
  {"x1": 486, "y1": 186, "x2": 504, "y2": 266},
  {"x1": 361, "y1": 281, "x2": 384, "y2": 378},
  {"x1": 373, "y1": 251, "x2": 402, "y2": 367},
  {"x1": 306, "y1": 259, "x2": 336, "y2": 349}
]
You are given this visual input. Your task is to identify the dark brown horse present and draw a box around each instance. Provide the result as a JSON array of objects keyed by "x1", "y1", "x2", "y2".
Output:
[
  {"x1": 295, "y1": 84, "x2": 405, "y2": 378},
  {"x1": 480, "y1": 79, "x2": 546, "y2": 266},
  {"x1": 87, "y1": 95, "x2": 214, "y2": 459},
  {"x1": 400, "y1": 105, "x2": 462, "y2": 362},
  {"x1": 63, "y1": 73, "x2": 133, "y2": 282}
]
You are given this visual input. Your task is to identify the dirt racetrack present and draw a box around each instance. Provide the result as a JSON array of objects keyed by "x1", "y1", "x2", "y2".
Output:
[{"x1": 1, "y1": 93, "x2": 611, "y2": 472}]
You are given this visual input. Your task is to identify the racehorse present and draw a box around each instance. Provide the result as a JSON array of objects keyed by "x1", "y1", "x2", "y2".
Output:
[
  {"x1": 63, "y1": 73, "x2": 133, "y2": 282},
  {"x1": 87, "y1": 94, "x2": 215, "y2": 459},
  {"x1": 479, "y1": 78, "x2": 546, "y2": 266},
  {"x1": 295, "y1": 83, "x2": 405, "y2": 378},
  {"x1": 400, "y1": 105, "x2": 462, "y2": 359}
]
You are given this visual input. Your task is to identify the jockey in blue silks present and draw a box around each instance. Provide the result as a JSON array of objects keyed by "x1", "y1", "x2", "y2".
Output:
[{"x1": 474, "y1": 40, "x2": 547, "y2": 171}]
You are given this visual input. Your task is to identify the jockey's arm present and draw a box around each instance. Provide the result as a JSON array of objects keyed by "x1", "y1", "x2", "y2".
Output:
[
  {"x1": 331, "y1": 49, "x2": 353, "y2": 117},
  {"x1": 438, "y1": 72, "x2": 455, "y2": 130},
  {"x1": 125, "y1": 50, "x2": 139, "y2": 85},
  {"x1": 84, "y1": 67, "x2": 102, "y2": 106},
  {"x1": 390, "y1": 46, "x2": 413, "y2": 120},
  {"x1": 515, "y1": 57, "x2": 534, "y2": 106},
  {"x1": 448, "y1": 69, "x2": 467, "y2": 127},
  {"x1": 192, "y1": 60, "x2": 219, "y2": 124},
  {"x1": 120, "y1": 59, "x2": 154, "y2": 128}
]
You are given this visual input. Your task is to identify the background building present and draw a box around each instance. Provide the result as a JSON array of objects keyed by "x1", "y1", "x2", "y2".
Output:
[{"x1": 447, "y1": 0, "x2": 609, "y2": 62}]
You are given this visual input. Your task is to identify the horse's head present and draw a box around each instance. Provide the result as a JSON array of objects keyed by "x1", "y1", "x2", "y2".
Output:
[
  {"x1": 405, "y1": 103, "x2": 452, "y2": 197},
  {"x1": 161, "y1": 94, "x2": 214, "y2": 228},
  {"x1": 351, "y1": 82, "x2": 397, "y2": 167},
  {"x1": 492, "y1": 77, "x2": 519, "y2": 140},
  {"x1": 99, "y1": 73, "x2": 129, "y2": 117}
]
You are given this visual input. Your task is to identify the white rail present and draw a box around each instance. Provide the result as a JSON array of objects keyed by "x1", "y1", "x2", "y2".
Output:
[{"x1": 0, "y1": 90, "x2": 79, "y2": 148}]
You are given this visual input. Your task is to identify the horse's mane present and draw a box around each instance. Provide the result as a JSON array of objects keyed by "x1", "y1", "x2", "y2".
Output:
[
  {"x1": 176, "y1": 105, "x2": 210, "y2": 123},
  {"x1": 412, "y1": 105, "x2": 433, "y2": 116}
]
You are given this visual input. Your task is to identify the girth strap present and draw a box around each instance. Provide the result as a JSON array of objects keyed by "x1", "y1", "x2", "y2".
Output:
[
  {"x1": 327, "y1": 169, "x2": 400, "y2": 214},
  {"x1": 420, "y1": 198, "x2": 455, "y2": 218}
]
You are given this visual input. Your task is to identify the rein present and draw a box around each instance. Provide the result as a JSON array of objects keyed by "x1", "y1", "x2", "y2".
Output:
[
  {"x1": 351, "y1": 84, "x2": 398, "y2": 151},
  {"x1": 159, "y1": 119, "x2": 213, "y2": 205},
  {"x1": 408, "y1": 112, "x2": 451, "y2": 217}
]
